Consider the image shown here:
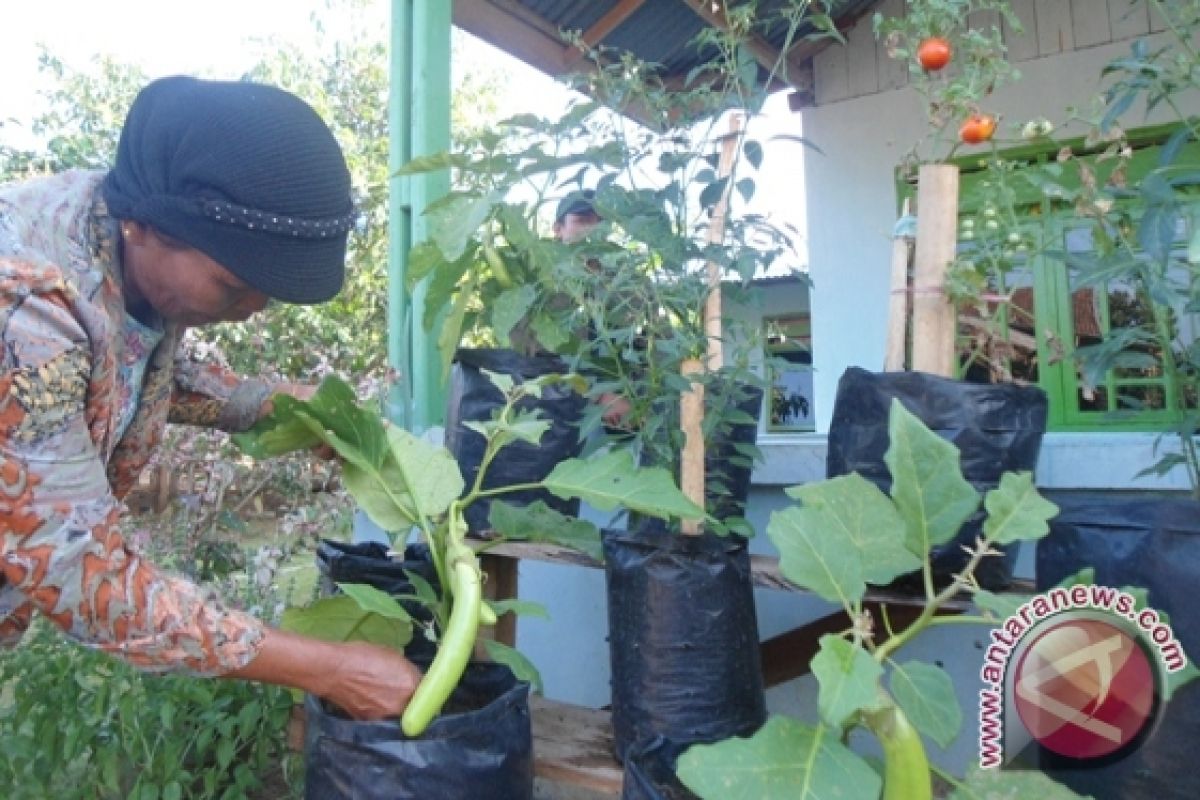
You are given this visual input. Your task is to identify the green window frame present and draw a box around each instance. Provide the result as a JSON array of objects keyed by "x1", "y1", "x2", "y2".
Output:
[{"x1": 900, "y1": 124, "x2": 1199, "y2": 433}]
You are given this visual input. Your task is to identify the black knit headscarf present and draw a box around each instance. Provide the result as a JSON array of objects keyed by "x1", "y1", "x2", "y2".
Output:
[{"x1": 102, "y1": 76, "x2": 354, "y2": 304}]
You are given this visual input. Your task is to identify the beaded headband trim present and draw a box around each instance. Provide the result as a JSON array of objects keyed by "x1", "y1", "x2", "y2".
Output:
[{"x1": 201, "y1": 199, "x2": 357, "y2": 238}]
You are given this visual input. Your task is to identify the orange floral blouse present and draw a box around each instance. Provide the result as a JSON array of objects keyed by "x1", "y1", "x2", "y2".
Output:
[{"x1": 0, "y1": 170, "x2": 271, "y2": 675}]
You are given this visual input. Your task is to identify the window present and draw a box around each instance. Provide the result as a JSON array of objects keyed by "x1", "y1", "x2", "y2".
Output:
[
  {"x1": 764, "y1": 315, "x2": 815, "y2": 432},
  {"x1": 907, "y1": 126, "x2": 1200, "y2": 432}
]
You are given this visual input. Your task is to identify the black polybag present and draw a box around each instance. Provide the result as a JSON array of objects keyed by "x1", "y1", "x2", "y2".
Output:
[
  {"x1": 621, "y1": 737, "x2": 699, "y2": 800},
  {"x1": 826, "y1": 368, "x2": 1048, "y2": 589},
  {"x1": 315, "y1": 539, "x2": 440, "y2": 656},
  {"x1": 304, "y1": 660, "x2": 533, "y2": 800},
  {"x1": 604, "y1": 527, "x2": 766, "y2": 763},
  {"x1": 445, "y1": 348, "x2": 586, "y2": 533},
  {"x1": 1035, "y1": 492, "x2": 1200, "y2": 800}
]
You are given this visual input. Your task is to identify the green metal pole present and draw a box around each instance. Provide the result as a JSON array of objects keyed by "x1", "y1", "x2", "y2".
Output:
[
  {"x1": 387, "y1": 0, "x2": 414, "y2": 429},
  {"x1": 409, "y1": 0, "x2": 452, "y2": 430}
]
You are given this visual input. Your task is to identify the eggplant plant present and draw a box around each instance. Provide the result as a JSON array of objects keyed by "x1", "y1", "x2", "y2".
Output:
[
  {"x1": 235, "y1": 371, "x2": 702, "y2": 736},
  {"x1": 674, "y1": 399, "x2": 1080, "y2": 799}
]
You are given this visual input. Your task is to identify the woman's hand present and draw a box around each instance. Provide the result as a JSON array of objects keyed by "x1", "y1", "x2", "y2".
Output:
[
  {"x1": 227, "y1": 628, "x2": 422, "y2": 720},
  {"x1": 597, "y1": 392, "x2": 633, "y2": 428}
]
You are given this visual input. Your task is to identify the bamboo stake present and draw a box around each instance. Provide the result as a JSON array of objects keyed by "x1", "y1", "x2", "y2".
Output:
[
  {"x1": 884, "y1": 198, "x2": 914, "y2": 372},
  {"x1": 680, "y1": 357, "x2": 706, "y2": 535},
  {"x1": 703, "y1": 113, "x2": 744, "y2": 372},
  {"x1": 680, "y1": 113, "x2": 744, "y2": 535},
  {"x1": 911, "y1": 164, "x2": 960, "y2": 377}
]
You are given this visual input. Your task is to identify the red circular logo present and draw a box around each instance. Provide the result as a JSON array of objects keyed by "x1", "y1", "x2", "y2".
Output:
[{"x1": 1013, "y1": 618, "x2": 1156, "y2": 760}]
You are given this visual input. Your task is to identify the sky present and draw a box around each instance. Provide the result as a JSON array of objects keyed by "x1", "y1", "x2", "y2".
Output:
[{"x1": 0, "y1": 0, "x2": 806, "y2": 267}]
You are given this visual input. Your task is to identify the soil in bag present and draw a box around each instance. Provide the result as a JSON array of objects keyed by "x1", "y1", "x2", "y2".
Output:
[
  {"x1": 826, "y1": 367, "x2": 1048, "y2": 590},
  {"x1": 604, "y1": 527, "x2": 766, "y2": 763},
  {"x1": 445, "y1": 348, "x2": 586, "y2": 534},
  {"x1": 304, "y1": 659, "x2": 533, "y2": 800}
]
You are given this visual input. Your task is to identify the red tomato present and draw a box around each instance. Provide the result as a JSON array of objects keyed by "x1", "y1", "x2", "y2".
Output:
[
  {"x1": 959, "y1": 114, "x2": 998, "y2": 145},
  {"x1": 917, "y1": 37, "x2": 952, "y2": 71}
]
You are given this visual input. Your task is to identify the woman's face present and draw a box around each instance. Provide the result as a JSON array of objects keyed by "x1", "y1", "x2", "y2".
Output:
[{"x1": 120, "y1": 223, "x2": 270, "y2": 326}]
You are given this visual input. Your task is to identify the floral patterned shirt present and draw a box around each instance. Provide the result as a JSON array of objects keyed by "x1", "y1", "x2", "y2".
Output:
[{"x1": 0, "y1": 170, "x2": 273, "y2": 675}]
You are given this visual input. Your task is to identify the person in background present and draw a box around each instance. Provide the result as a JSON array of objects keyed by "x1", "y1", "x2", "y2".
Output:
[
  {"x1": 551, "y1": 189, "x2": 632, "y2": 427},
  {"x1": 0, "y1": 76, "x2": 419, "y2": 720}
]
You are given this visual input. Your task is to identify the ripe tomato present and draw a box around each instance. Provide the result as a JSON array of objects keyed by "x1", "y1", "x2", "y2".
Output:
[
  {"x1": 959, "y1": 114, "x2": 997, "y2": 145},
  {"x1": 917, "y1": 37, "x2": 952, "y2": 71}
]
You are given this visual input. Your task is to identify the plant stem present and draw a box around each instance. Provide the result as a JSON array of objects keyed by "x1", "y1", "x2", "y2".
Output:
[{"x1": 875, "y1": 538, "x2": 993, "y2": 663}]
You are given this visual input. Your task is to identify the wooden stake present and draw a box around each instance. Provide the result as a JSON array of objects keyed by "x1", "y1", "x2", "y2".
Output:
[
  {"x1": 703, "y1": 113, "x2": 744, "y2": 371},
  {"x1": 680, "y1": 357, "x2": 706, "y2": 535},
  {"x1": 884, "y1": 198, "x2": 913, "y2": 372},
  {"x1": 911, "y1": 164, "x2": 960, "y2": 377}
]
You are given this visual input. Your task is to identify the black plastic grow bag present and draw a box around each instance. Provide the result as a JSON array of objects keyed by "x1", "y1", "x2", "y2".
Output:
[
  {"x1": 826, "y1": 368, "x2": 1048, "y2": 589},
  {"x1": 1034, "y1": 491, "x2": 1200, "y2": 800},
  {"x1": 304, "y1": 660, "x2": 533, "y2": 800},
  {"x1": 621, "y1": 737, "x2": 699, "y2": 800},
  {"x1": 445, "y1": 348, "x2": 586, "y2": 533},
  {"x1": 604, "y1": 527, "x2": 766, "y2": 763}
]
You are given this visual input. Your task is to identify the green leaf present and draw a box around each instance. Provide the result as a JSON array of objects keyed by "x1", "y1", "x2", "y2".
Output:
[
  {"x1": 542, "y1": 450, "x2": 704, "y2": 521},
  {"x1": 982, "y1": 472, "x2": 1059, "y2": 544},
  {"x1": 341, "y1": 455, "x2": 418, "y2": 532},
  {"x1": 743, "y1": 140, "x2": 763, "y2": 170},
  {"x1": 336, "y1": 582, "x2": 414, "y2": 621},
  {"x1": 427, "y1": 192, "x2": 496, "y2": 262},
  {"x1": 280, "y1": 594, "x2": 412, "y2": 650},
  {"x1": 485, "y1": 598, "x2": 550, "y2": 620},
  {"x1": 488, "y1": 500, "x2": 604, "y2": 562},
  {"x1": 972, "y1": 589, "x2": 1030, "y2": 621},
  {"x1": 889, "y1": 661, "x2": 962, "y2": 748},
  {"x1": 811, "y1": 635, "x2": 884, "y2": 727},
  {"x1": 786, "y1": 474, "x2": 922, "y2": 585},
  {"x1": 884, "y1": 400, "x2": 980, "y2": 557},
  {"x1": 481, "y1": 639, "x2": 544, "y2": 693},
  {"x1": 1054, "y1": 567, "x2": 1094, "y2": 588},
  {"x1": 492, "y1": 284, "x2": 538, "y2": 344},
  {"x1": 767, "y1": 506, "x2": 865, "y2": 606},
  {"x1": 385, "y1": 426, "x2": 465, "y2": 521},
  {"x1": 676, "y1": 716, "x2": 881, "y2": 800},
  {"x1": 699, "y1": 177, "x2": 729, "y2": 210},
  {"x1": 949, "y1": 764, "x2": 1091, "y2": 799}
]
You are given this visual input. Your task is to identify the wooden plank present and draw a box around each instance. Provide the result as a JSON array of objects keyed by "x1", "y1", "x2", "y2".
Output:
[
  {"x1": 1108, "y1": 0, "x2": 1150, "y2": 41},
  {"x1": 813, "y1": 38, "x2": 850, "y2": 104},
  {"x1": 680, "y1": 359, "x2": 706, "y2": 535},
  {"x1": 760, "y1": 604, "x2": 928, "y2": 687},
  {"x1": 531, "y1": 696, "x2": 623, "y2": 795},
  {"x1": 1035, "y1": 0, "x2": 1076, "y2": 56},
  {"x1": 481, "y1": 551, "x2": 519, "y2": 647},
  {"x1": 874, "y1": 0, "x2": 908, "y2": 91},
  {"x1": 1072, "y1": 0, "x2": 1113, "y2": 48},
  {"x1": 911, "y1": 163, "x2": 960, "y2": 378},
  {"x1": 1005, "y1": 0, "x2": 1041, "y2": 62},
  {"x1": 845, "y1": 14, "x2": 879, "y2": 98},
  {"x1": 466, "y1": 539, "x2": 1034, "y2": 611}
]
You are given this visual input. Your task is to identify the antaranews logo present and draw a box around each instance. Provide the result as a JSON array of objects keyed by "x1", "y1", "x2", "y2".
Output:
[{"x1": 977, "y1": 584, "x2": 1187, "y2": 769}]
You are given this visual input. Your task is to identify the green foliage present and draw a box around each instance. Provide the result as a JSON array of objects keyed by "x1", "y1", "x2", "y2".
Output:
[
  {"x1": 0, "y1": 622, "x2": 296, "y2": 800},
  {"x1": 677, "y1": 399, "x2": 1075, "y2": 800},
  {"x1": 237, "y1": 372, "x2": 701, "y2": 732}
]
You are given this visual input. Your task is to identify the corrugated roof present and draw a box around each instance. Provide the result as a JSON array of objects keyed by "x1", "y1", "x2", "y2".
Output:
[{"x1": 455, "y1": 0, "x2": 885, "y2": 100}]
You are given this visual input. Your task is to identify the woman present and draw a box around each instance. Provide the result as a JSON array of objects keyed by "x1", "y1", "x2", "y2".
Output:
[{"x1": 0, "y1": 76, "x2": 419, "y2": 719}]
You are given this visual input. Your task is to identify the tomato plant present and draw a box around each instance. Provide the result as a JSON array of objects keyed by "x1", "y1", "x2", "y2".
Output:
[
  {"x1": 916, "y1": 37, "x2": 951, "y2": 70},
  {"x1": 959, "y1": 113, "x2": 997, "y2": 144}
]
